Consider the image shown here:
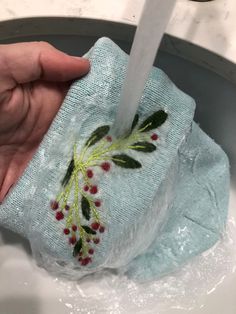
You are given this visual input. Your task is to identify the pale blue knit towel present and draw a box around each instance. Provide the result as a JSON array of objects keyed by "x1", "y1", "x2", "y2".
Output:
[{"x1": 0, "y1": 38, "x2": 229, "y2": 281}]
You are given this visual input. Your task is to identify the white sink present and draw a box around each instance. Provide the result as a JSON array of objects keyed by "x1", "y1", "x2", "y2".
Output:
[{"x1": 0, "y1": 17, "x2": 235, "y2": 314}]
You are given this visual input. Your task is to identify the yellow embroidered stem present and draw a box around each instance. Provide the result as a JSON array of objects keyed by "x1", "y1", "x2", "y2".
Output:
[
  {"x1": 85, "y1": 129, "x2": 147, "y2": 164},
  {"x1": 138, "y1": 122, "x2": 153, "y2": 133},
  {"x1": 50, "y1": 110, "x2": 166, "y2": 266},
  {"x1": 80, "y1": 165, "x2": 91, "y2": 187},
  {"x1": 87, "y1": 139, "x2": 108, "y2": 159},
  {"x1": 66, "y1": 210, "x2": 73, "y2": 228}
]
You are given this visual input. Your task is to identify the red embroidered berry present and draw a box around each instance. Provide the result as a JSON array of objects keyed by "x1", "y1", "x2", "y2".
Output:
[
  {"x1": 151, "y1": 133, "x2": 158, "y2": 141},
  {"x1": 101, "y1": 162, "x2": 111, "y2": 172},
  {"x1": 95, "y1": 200, "x2": 101, "y2": 207},
  {"x1": 65, "y1": 205, "x2": 70, "y2": 211},
  {"x1": 86, "y1": 238, "x2": 91, "y2": 243},
  {"x1": 79, "y1": 251, "x2": 83, "y2": 256},
  {"x1": 80, "y1": 257, "x2": 91, "y2": 266},
  {"x1": 80, "y1": 259, "x2": 85, "y2": 265},
  {"x1": 90, "y1": 185, "x2": 98, "y2": 194},
  {"x1": 72, "y1": 225, "x2": 77, "y2": 232},
  {"x1": 106, "y1": 135, "x2": 112, "y2": 142},
  {"x1": 55, "y1": 211, "x2": 64, "y2": 220},
  {"x1": 93, "y1": 238, "x2": 100, "y2": 245},
  {"x1": 88, "y1": 248, "x2": 94, "y2": 255},
  {"x1": 87, "y1": 169, "x2": 93, "y2": 178},
  {"x1": 69, "y1": 236, "x2": 76, "y2": 245},
  {"x1": 91, "y1": 222, "x2": 100, "y2": 230},
  {"x1": 63, "y1": 228, "x2": 70, "y2": 235},
  {"x1": 99, "y1": 226, "x2": 105, "y2": 233},
  {"x1": 50, "y1": 200, "x2": 59, "y2": 210},
  {"x1": 84, "y1": 185, "x2": 89, "y2": 192}
]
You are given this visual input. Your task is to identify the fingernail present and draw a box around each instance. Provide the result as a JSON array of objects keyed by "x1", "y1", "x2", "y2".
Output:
[{"x1": 73, "y1": 56, "x2": 89, "y2": 62}]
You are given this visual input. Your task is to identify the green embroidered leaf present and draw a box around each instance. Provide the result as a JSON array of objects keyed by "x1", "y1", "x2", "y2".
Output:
[
  {"x1": 131, "y1": 141, "x2": 156, "y2": 152},
  {"x1": 61, "y1": 158, "x2": 74, "y2": 187},
  {"x1": 73, "y1": 238, "x2": 82, "y2": 257},
  {"x1": 82, "y1": 225, "x2": 96, "y2": 235},
  {"x1": 139, "y1": 110, "x2": 167, "y2": 132},
  {"x1": 124, "y1": 114, "x2": 140, "y2": 138},
  {"x1": 112, "y1": 154, "x2": 142, "y2": 169},
  {"x1": 131, "y1": 114, "x2": 139, "y2": 131},
  {"x1": 81, "y1": 196, "x2": 91, "y2": 221},
  {"x1": 86, "y1": 125, "x2": 110, "y2": 147}
]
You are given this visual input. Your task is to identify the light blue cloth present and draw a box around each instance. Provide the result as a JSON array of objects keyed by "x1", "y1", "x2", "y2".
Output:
[
  {"x1": 0, "y1": 38, "x2": 229, "y2": 281},
  {"x1": 125, "y1": 123, "x2": 229, "y2": 280}
]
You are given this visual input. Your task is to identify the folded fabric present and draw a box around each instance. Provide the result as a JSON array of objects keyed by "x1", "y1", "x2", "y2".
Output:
[{"x1": 0, "y1": 38, "x2": 230, "y2": 281}]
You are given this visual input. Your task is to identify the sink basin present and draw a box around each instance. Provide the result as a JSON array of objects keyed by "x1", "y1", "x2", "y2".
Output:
[{"x1": 0, "y1": 17, "x2": 235, "y2": 314}]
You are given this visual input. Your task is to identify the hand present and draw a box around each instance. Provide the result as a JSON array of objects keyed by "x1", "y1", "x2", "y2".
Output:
[{"x1": 0, "y1": 42, "x2": 90, "y2": 202}]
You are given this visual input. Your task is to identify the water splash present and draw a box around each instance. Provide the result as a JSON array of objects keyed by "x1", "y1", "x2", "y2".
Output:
[{"x1": 113, "y1": 0, "x2": 176, "y2": 137}]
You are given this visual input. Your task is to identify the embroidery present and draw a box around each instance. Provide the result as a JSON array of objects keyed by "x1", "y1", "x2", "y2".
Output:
[{"x1": 50, "y1": 110, "x2": 168, "y2": 266}]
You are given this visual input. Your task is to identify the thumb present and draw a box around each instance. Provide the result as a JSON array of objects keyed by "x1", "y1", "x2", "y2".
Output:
[{"x1": 0, "y1": 41, "x2": 90, "y2": 90}]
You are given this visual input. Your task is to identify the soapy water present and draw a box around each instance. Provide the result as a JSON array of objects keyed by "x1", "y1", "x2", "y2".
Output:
[{"x1": 55, "y1": 193, "x2": 236, "y2": 314}]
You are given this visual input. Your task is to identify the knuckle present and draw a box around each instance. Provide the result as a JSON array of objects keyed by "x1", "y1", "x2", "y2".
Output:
[{"x1": 34, "y1": 41, "x2": 54, "y2": 50}]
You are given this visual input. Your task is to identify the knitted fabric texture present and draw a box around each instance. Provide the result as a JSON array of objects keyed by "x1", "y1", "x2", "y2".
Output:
[{"x1": 0, "y1": 38, "x2": 229, "y2": 281}]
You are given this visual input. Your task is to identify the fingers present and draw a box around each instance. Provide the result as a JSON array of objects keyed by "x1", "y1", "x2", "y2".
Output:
[{"x1": 0, "y1": 41, "x2": 90, "y2": 90}]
